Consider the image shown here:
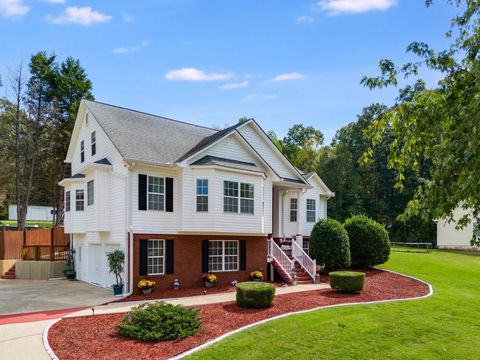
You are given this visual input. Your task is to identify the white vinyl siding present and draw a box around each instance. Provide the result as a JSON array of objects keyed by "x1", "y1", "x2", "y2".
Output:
[
  {"x1": 87, "y1": 180, "x2": 94, "y2": 206},
  {"x1": 196, "y1": 179, "x2": 208, "y2": 212},
  {"x1": 76, "y1": 189, "x2": 84, "y2": 211},
  {"x1": 148, "y1": 176, "x2": 165, "y2": 211},
  {"x1": 147, "y1": 239, "x2": 165, "y2": 275},
  {"x1": 208, "y1": 240, "x2": 239, "y2": 272}
]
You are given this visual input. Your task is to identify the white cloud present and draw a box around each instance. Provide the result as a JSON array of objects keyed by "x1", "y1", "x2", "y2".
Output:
[
  {"x1": 46, "y1": 6, "x2": 112, "y2": 25},
  {"x1": 270, "y1": 72, "x2": 304, "y2": 82},
  {"x1": 243, "y1": 93, "x2": 278, "y2": 102},
  {"x1": 0, "y1": 0, "x2": 30, "y2": 17},
  {"x1": 317, "y1": 0, "x2": 397, "y2": 14},
  {"x1": 44, "y1": 0, "x2": 66, "y2": 4},
  {"x1": 113, "y1": 40, "x2": 150, "y2": 54},
  {"x1": 297, "y1": 15, "x2": 314, "y2": 24},
  {"x1": 165, "y1": 68, "x2": 233, "y2": 81},
  {"x1": 219, "y1": 80, "x2": 249, "y2": 90}
]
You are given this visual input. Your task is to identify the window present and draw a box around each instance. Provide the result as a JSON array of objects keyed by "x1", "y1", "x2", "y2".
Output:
[
  {"x1": 85, "y1": 113, "x2": 89, "y2": 126},
  {"x1": 87, "y1": 180, "x2": 94, "y2": 206},
  {"x1": 196, "y1": 179, "x2": 208, "y2": 212},
  {"x1": 91, "y1": 131, "x2": 96, "y2": 156},
  {"x1": 80, "y1": 140, "x2": 85, "y2": 163},
  {"x1": 75, "y1": 189, "x2": 84, "y2": 211},
  {"x1": 223, "y1": 181, "x2": 254, "y2": 214},
  {"x1": 148, "y1": 176, "x2": 165, "y2": 211},
  {"x1": 65, "y1": 191, "x2": 70, "y2": 212},
  {"x1": 306, "y1": 199, "x2": 316, "y2": 222},
  {"x1": 208, "y1": 240, "x2": 238, "y2": 272},
  {"x1": 240, "y1": 183, "x2": 254, "y2": 214},
  {"x1": 223, "y1": 181, "x2": 238, "y2": 213},
  {"x1": 290, "y1": 198, "x2": 297, "y2": 222},
  {"x1": 147, "y1": 239, "x2": 165, "y2": 275}
]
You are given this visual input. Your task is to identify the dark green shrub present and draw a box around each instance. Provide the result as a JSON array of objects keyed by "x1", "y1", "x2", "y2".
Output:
[
  {"x1": 344, "y1": 214, "x2": 391, "y2": 267},
  {"x1": 309, "y1": 218, "x2": 351, "y2": 270},
  {"x1": 116, "y1": 302, "x2": 201, "y2": 342},
  {"x1": 236, "y1": 281, "x2": 275, "y2": 308},
  {"x1": 329, "y1": 271, "x2": 365, "y2": 293}
]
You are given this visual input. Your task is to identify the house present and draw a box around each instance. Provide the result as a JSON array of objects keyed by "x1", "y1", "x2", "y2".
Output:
[
  {"x1": 437, "y1": 207, "x2": 479, "y2": 250},
  {"x1": 8, "y1": 202, "x2": 54, "y2": 222},
  {"x1": 59, "y1": 100, "x2": 334, "y2": 293}
]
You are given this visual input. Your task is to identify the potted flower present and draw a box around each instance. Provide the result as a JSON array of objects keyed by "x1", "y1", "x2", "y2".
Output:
[
  {"x1": 203, "y1": 273, "x2": 217, "y2": 287},
  {"x1": 138, "y1": 279, "x2": 156, "y2": 295},
  {"x1": 107, "y1": 250, "x2": 125, "y2": 296},
  {"x1": 250, "y1": 270, "x2": 263, "y2": 282}
]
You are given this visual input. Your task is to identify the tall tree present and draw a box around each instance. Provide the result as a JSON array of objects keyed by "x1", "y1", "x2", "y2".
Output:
[
  {"x1": 361, "y1": 0, "x2": 480, "y2": 231},
  {"x1": 281, "y1": 124, "x2": 324, "y2": 172}
]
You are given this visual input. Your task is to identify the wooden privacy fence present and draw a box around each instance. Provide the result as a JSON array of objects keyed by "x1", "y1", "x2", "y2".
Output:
[{"x1": 0, "y1": 228, "x2": 70, "y2": 261}]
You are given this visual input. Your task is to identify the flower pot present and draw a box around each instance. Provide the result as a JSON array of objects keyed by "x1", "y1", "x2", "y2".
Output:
[
  {"x1": 142, "y1": 287, "x2": 152, "y2": 295},
  {"x1": 204, "y1": 281, "x2": 214, "y2": 288},
  {"x1": 112, "y1": 284, "x2": 124, "y2": 296}
]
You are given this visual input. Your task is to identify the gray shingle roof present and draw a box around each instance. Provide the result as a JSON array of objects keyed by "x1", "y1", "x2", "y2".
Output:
[
  {"x1": 94, "y1": 158, "x2": 112, "y2": 166},
  {"x1": 192, "y1": 155, "x2": 264, "y2": 174},
  {"x1": 83, "y1": 100, "x2": 217, "y2": 165}
]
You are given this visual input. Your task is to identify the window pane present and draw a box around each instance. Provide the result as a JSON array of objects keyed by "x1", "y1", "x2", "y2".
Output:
[
  {"x1": 224, "y1": 181, "x2": 238, "y2": 197},
  {"x1": 240, "y1": 199, "x2": 254, "y2": 214},
  {"x1": 75, "y1": 190, "x2": 84, "y2": 211},
  {"x1": 65, "y1": 191, "x2": 70, "y2": 212},
  {"x1": 224, "y1": 197, "x2": 238, "y2": 213},
  {"x1": 290, "y1": 198, "x2": 297, "y2": 222},
  {"x1": 87, "y1": 180, "x2": 94, "y2": 206},
  {"x1": 147, "y1": 239, "x2": 165, "y2": 274},
  {"x1": 240, "y1": 183, "x2": 254, "y2": 198},
  {"x1": 196, "y1": 195, "x2": 208, "y2": 212}
]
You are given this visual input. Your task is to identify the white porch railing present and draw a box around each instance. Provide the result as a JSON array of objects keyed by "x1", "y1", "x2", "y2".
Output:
[
  {"x1": 292, "y1": 240, "x2": 316, "y2": 281},
  {"x1": 268, "y1": 240, "x2": 294, "y2": 281}
]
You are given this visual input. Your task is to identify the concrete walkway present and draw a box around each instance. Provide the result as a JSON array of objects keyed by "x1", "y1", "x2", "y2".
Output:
[
  {"x1": 66, "y1": 283, "x2": 329, "y2": 317},
  {"x1": 0, "y1": 279, "x2": 117, "y2": 315}
]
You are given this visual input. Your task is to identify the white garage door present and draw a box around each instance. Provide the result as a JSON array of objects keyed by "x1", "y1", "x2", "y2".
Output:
[{"x1": 88, "y1": 244, "x2": 103, "y2": 286}]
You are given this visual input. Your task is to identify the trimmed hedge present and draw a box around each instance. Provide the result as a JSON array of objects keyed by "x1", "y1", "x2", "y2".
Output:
[
  {"x1": 329, "y1": 271, "x2": 365, "y2": 293},
  {"x1": 117, "y1": 302, "x2": 201, "y2": 342},
  {"x1": 236, "y1": 281, "x2": 275, "y2": 308},
  {"x1": 344, "y1": 214, "x2": 391, "y2": 267},
  {"x1": 309, "y1": 218, "x2": 351, "y2": 270}
]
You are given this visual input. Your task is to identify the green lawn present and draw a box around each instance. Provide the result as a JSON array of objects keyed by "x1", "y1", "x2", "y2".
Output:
[
  {"x1": 188, "y1": 251, "x2": 480, "y2": 359},
  {"x1": 0, "y1": 220, "x2": 53, "y2": 228}
]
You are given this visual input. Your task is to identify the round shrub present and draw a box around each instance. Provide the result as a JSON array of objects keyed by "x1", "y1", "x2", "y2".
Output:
[
  {"x1": 344, "y1": 214, "x2": 391, "y2": 267},
  {"x1": 236, "y1": 281, "x2": 275, "y2": 309},
  {"x1": 116, "y1": 302, "x2": 201, "y2": 342},
  {"x1": 329, "y1": 271, "x2": 365, "y2": 293},
  {"x1": 309, "y1": 218, "x2": 351, "y2": 270}
]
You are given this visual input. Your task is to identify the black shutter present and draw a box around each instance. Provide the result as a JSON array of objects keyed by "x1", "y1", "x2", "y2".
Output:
[
  {"x1": 166, "y1": 240, "x2": 174, "y2": 274},
  {"x1": 202, "y1": 240, "x2": 209, "y2": 273},
  {"x1": 239, "y1": 240, "x2": 247, "y2": 271},
  {"x1": 138, "y1": 174, "x2": 147, "y2": 211},
  {"x1": 166, "y1": 177, "x2": 173, "y2": 212},
  {"x1": 139, "y1": 239, "x2": 148, "y2": 276}
]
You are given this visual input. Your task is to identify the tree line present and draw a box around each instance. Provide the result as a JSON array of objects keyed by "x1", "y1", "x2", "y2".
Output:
[{"x1": 0, "y1": 52, "x2": 93, "y2": 230}]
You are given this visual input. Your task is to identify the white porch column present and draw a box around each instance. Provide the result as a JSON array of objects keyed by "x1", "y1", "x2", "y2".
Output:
[{"x1": 295, "y1": 189, "x2": 304, "y2": 246}]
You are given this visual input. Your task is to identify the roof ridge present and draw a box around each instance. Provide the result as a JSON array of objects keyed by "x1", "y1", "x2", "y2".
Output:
[{"x1": 82, "y1": 99, "x2": 218, "y2": 132}]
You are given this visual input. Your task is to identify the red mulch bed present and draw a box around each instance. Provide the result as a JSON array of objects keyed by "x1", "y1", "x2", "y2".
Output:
[{"x1": 48, "y1": 269, "x2": 429, "y2": 360}]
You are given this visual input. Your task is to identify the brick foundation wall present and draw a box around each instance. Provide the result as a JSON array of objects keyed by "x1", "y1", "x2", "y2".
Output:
[{"x1": 133, "y1": 234, "x2": 268, "y2": 292}]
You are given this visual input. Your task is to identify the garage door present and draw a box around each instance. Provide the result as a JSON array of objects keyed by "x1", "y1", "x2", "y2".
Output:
[{"x1": 88, "y1": 244, "x2": 103, "y2": 286}]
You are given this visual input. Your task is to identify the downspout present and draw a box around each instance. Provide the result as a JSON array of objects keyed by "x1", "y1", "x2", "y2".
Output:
[{"x1": 126, "y1": 163, "x2": 134, "y2": 296}]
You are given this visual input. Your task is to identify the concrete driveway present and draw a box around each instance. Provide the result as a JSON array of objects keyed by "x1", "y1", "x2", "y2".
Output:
[{"x1": 0, "y1": 279, "x2": 117, "y2": 315}]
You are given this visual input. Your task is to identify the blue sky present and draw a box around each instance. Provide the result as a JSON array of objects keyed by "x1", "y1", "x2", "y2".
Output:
[{"x1": 0, "y1": 0, "x2": 456, "y2": 142}]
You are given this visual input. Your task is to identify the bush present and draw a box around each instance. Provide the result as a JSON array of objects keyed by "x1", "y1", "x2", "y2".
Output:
[
  {"x1": 236, "y1": 281, "x2": 275, "y2": 308},
  {"x1": 309, "y1": 218, "x2": 351, "y2": 270},
  {"x1": 329, "y1": 271, "x2": 365, "y2": 293},
  {"x1": 116, "y1": 302, "x2": 201, "y2": 342},
  {"x1": 344, "y1": 214, "x2": 391, "y2": 267}
]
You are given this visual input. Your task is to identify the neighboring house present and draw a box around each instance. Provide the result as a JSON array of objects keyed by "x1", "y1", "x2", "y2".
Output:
[
  {"x1": 437, "y1": 207, "x2": 479, "y2": 250},
  {"x1": 8, "y1": 202, "x2": 54, "y2": 222},
  {"x1": 59, "y1": 100, "x2": 334, "y2": 293}
]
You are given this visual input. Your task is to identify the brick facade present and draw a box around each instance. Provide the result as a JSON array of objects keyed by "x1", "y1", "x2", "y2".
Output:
[{"x1": 132, "y1": 234, "x2": 268, "y2": 292}]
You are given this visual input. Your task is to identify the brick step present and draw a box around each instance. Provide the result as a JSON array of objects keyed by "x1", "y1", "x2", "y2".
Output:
[
  {"x1": 1, "y1": 265, "x2": 16, "y2": 279},
  {"x1": 1, "y1": 274, "x2": 15, "y2": 279}
]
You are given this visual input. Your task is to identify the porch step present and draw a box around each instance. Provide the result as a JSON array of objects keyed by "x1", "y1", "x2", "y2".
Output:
[{"x1": 1, "y1": 265, "x2": 15, "y2": 280}]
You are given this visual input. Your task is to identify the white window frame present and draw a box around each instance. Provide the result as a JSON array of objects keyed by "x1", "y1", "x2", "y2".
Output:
[
  {"x1": 290, "y1": 198, "x2": 297, "y2": 222},
  {"x1": 306, "y1": 198, "x2": 316, "y2": 223},
  {"x1": 208, "y1": 240, "x2": 239, "y2": 272},
  {"x1": 75, "y1": 189, "x2": 84, "y2": 211},
  {"x1": 223, "y1": 181, "x2": 254, "y2": 214},
  {"x1": 196, "y1": 179, "x2": 208, "y2": 212},
  {"x1": 65, "y1": 191, "x2": 71, "y2": 212},
  {"x1": 147, "y1": 176, "x2": 165, "y2": 211},
  {"x1": 147, "y1": 239, "x2": 165, "y2": 275},
  {"x1": 80, "y1": 140, "x2": 85, "y2": 163},
  {"x1": 91, "y1": 131, "x2": 96, "y2": 156},
  {"x1": 87, "y1": 180, "x2": 94, "y2": 206}
]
